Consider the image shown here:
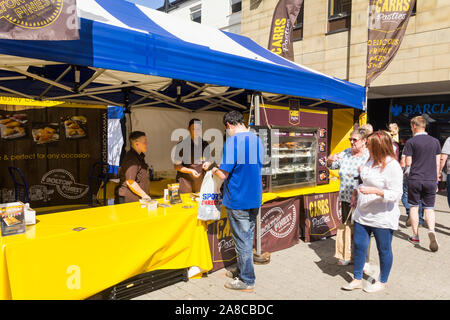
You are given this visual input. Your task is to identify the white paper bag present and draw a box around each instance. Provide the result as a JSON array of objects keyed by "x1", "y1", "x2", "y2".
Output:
[{"x1": 197, "y1": 171, "x2": 223, "y2": 221}]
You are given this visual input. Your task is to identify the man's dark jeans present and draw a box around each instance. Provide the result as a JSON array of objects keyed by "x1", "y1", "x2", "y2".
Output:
[{"x1": 226, "y1": 207, "x2": 258, "y2": 286}]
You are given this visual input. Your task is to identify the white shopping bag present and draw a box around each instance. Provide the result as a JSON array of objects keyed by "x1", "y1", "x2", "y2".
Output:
[{"x1": 197, "y1": 170, "x2": 223, "y2": 221}]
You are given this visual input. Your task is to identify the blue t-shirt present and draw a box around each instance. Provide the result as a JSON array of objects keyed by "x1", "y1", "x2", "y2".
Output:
[{"x1": 219, "y1": 131, "x2": 264, "y2": 210}]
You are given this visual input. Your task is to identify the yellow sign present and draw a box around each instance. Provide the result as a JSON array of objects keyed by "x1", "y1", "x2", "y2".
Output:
[{"x1": 0, "y1": 96, "x2": 64, "y2": 107}]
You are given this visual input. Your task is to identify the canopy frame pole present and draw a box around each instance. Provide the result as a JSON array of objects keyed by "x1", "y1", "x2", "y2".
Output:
[
  {"x1": 38, "y1": 65, "x2": 73, "y2": 99},
  {"x1": 195, "y1": 91, "x2": 243, "y2": 112},
  {"x1": 186, "y1": 82, "x2": 247, "y2": 110},
  {"x1": 43, "y1": 89, "x2": 122, "y2": 101},
  {"x1": 306, "y1": 100, "x2": 328, "y2": 108},
  {"x1": 4, "y1": 66, "x2": 74, "y2": 93},
  {"x1": 179, "y1": 84, "x2": 211, "y2": 102},
  {"x1": 183, "y1": 88, "x2": 244, "y2": 103},
  {"x1": 86, "y1": 94, "x2": 121, "y2": 106},
  {"x1": 0, "y1": 76, "x2": 27, "y2": 81},
  {"x1": 132, "y1": 90, "x2": 191, "y2": 111},
  {"x1": 0, "y1": 85, "x2": 34, "y2": 99},
  {"x1": 254, "y1": 93, "x2": 262, "y2": 256},
  {"x1": 77, "y1": 68, "x2": 106, "y2": 91},
  {"x1": 129, "y1": 81, "x2": 175, "y2": 107}
]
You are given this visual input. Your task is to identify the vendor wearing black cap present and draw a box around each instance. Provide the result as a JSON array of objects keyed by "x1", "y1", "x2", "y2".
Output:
[
  {"x1": 173, "y1": 119, "x2": 212, "y2": 194},
  {"x1": 117, "y1": 131, "x2": 151, "y2": 203}
]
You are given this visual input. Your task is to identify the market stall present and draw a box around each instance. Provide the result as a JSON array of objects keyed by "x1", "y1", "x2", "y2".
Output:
[{"x1": 0, "y1": 0, "x2": 366, "y2": 299}]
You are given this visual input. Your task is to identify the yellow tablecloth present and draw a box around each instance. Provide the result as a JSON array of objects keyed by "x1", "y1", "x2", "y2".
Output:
[{"x1": 0, "y1": 194, "x2": 212, "y2": 300}]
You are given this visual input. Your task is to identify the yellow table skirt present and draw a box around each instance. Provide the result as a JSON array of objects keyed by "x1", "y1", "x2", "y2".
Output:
[{"x1": 0, "y1": 194, "x2": 212, "y2": 300}]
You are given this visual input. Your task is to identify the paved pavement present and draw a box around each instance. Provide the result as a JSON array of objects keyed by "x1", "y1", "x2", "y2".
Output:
[{"x1": 134, "y1": 193, "x2": 450, "y2": 300}]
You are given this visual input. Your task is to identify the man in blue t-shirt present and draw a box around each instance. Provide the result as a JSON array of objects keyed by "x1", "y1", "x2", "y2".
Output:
[
  {"x1": 403, "y1": 116, "x2": 441, "y2": 252},
  {"x1": 211, "y1": 111, "x2": 264, "y2": 293}
]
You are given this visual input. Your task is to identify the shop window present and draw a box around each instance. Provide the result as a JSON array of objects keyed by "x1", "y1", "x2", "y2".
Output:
[
  {"x1": 327, "y1": 0, "x2": 351, "y2": 35},
  {"x1": 231, "y1": 0, "x2": 242, "y2": 14},
  {"x1": 292, "y1": 5, "x2": 304, "y2": 41},
  {"x1": 190, "y1": 5, "x2": 202, "y2": 23}
]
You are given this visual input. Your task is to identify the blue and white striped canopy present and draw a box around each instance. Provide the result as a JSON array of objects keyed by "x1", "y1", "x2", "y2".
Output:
[{"x1": 0, "y1": 0, "x2": 365, "y2": 110}]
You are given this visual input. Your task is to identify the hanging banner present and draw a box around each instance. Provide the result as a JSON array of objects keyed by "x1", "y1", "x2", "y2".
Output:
[
  {"x1": 303, "y1": 192, "x2": 341, "y2": 242},
  {"x1": 267, "y1": 0, "x2": 303, "y2": 61},
  {"x1": 365, "y1": 0, "x2": 416, "y2": 87},
  {"x1": 256, "y1": 197, "x2": 300, "y2": 253},
  {"x1": 0, "y1": 0, "x2": 79, "y2": 40}
]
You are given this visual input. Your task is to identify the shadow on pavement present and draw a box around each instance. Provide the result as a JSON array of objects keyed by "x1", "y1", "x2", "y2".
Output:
[{"x1": 306, "y1": 237, "x2": 354, "y2": 283}]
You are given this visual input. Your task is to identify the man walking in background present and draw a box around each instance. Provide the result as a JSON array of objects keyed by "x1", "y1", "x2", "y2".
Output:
[
  {"x1": 212, "y1": 110, "x2": 264, "y2": 292},
  {"x1": 403, "y1": 116, "x2": 441, "y2": 252},
  {"x1": 439, "y1": 136, "x2": 450, "y2": 208}
]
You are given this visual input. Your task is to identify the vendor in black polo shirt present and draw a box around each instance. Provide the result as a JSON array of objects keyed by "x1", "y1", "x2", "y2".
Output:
[
  {"x1": 173, "y1": 119, "x2": 212, "y2": 194},
  {"x1": 117, "y1": 131, "x2": 151, "y2": 203}
]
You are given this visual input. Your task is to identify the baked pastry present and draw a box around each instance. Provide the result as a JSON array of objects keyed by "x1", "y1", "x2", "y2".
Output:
[{"x1": 6, "y1": 121, "x2": 19, "y2": 128}]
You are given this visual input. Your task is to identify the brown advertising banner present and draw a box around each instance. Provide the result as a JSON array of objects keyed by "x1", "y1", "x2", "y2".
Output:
[
  {"x1": 366, "y1": 0, "x2": 415, "y2": 87},
  {"x1": 0, "y1": 0, "x2": 79, "y2": 40},
  {"x1": 207, "y1": 214, "x2": 237, "y2": 273},
  {"x1": 267, "y1": 0, "x2": 303, "y2": 61},
  {"x1": 0, "y1": 104, "x2": 107, "y2": 208},
  {"x1": 256, "y1": 197, "x2": 300, "y2": 253},
  {"x1": 303, "y1": 192, "x2": 341, "y2": 242}
]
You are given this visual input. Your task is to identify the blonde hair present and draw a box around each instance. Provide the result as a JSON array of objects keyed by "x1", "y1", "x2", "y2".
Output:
[
  {"x1": 389, "y1": 123, "x2": 399, "y2": 131},
  {"x1": 411, "y1": 116, "x2": 426, "y2": 129}
]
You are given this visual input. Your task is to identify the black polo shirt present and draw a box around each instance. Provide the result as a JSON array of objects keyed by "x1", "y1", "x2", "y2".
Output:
[{"x1": 403, "y1": 132, "x2": 441, "y2": 181}]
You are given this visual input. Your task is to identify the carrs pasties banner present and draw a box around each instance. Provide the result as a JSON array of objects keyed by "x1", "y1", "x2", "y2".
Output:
[
  {"x1": 0, "y1": 0, "x2": 79, "y2": 40},
  {"x1": 366, "y1": 0, "x2": 415, "y2": 86},
  {"x1": 267, "y1": 0, "x2": 303, "y2": 61}
]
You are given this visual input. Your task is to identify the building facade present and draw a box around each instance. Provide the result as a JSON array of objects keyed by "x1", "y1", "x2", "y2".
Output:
[
  {"x1": 241, "y1": 0, "x2": 450, "y2": 142},
  {"x1": 159, "y1": 0, "x2": 242, "y2": 34}
]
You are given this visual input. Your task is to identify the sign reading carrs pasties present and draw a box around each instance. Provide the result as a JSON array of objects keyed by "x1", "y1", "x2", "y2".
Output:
[
  {"x1": 0, "y1": 0, "x2": 79, "y2": 40},
  {"x1": 257, "y1": 197, "x2": 300, "y2": 253},
  {"x1": 366, "y1": 0, "x2": 415, "y2": 87},
  {"x1": 207, "y1": 214, "x2": 237, "y2": 273},
  {"x1": 303, "y1": 192, "x2": 340, "y2": 242}
]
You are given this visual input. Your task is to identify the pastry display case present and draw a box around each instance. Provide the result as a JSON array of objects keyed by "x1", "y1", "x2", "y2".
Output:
[{"x1": 252, "y1": 126, "x2": 319, "y2": 192}]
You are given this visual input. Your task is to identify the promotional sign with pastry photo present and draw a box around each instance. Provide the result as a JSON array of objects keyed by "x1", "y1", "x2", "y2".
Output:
[
  {"x1": 63, "y1": 115, "x2": 87, "y2": 139},
  {"x1": 0, "y1": 114, "x2": 27, "y2": 140},
  {"x1": 32, "y1": 123, "x2": 60, "y2": 144},
  {"x1": 0, "y1": 202, "x2": 26, "y2": 237}
]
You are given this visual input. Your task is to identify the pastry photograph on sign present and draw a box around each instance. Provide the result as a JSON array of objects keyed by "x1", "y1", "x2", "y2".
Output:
[
  {"x1": 0, "y1": 114, "x2": 27, "y2": 140},
  {"x1": 63, "y1": 116, "x2": 88, "y2": 139},
  {"x1": 32, "y1": 123, "x2": 60, "y2": 145}
]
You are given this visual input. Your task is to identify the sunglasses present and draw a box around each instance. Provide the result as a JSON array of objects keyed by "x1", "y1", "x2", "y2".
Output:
[{"x1": 349, "y1": 138, "x2": 360, "y2": 143}]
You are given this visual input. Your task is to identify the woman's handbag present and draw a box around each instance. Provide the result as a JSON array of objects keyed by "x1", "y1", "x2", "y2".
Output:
[{"x1": 334, "y1": 207, "x2": 354, "y2": 262}]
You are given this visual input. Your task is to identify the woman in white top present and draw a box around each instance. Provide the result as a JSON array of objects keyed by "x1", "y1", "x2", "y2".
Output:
[{"x1": 342, "y1": 131, "x2": 403, "y2": 293}]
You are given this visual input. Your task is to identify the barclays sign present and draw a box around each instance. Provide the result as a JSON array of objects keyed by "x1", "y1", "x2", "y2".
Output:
[{"x1": 390, "y1": 103, "x2": 450, "y2": 117}]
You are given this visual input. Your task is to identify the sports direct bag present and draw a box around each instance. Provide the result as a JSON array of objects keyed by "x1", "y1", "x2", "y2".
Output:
[{"x1": 197, "y1": 170, "x2": 223, "y2": 221}]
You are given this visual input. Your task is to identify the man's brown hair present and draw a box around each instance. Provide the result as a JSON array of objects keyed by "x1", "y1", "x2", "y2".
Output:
[{"x1": 410, "y1": 116, "x2": 426, "y2": 129}]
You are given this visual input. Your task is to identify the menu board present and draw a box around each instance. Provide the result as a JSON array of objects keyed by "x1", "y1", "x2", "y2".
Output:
[{"x1": 0, "y1": 105, "x2": 108, "y2": 208}]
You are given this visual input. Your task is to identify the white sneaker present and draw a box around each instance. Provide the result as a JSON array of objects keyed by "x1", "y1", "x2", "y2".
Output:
[
  {"x1": 363, "y1": 262, "x2": 371, "y2": 274},
  {"x1": 363, "y1": 281, "x2": 386, "y2": 293}
]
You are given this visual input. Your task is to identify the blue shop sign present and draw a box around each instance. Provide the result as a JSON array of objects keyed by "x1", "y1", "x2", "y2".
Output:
[{"x1": 391, "y1": 103, "x2": 450, "y2": 117}]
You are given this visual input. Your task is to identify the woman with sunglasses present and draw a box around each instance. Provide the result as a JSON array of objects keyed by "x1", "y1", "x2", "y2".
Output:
[
  {"x1": 342, "y1": 131, "x2": 403, "y2": 293},
  {"x1": 327, "y1": 128, "x2": 370, "y2": 265}
]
